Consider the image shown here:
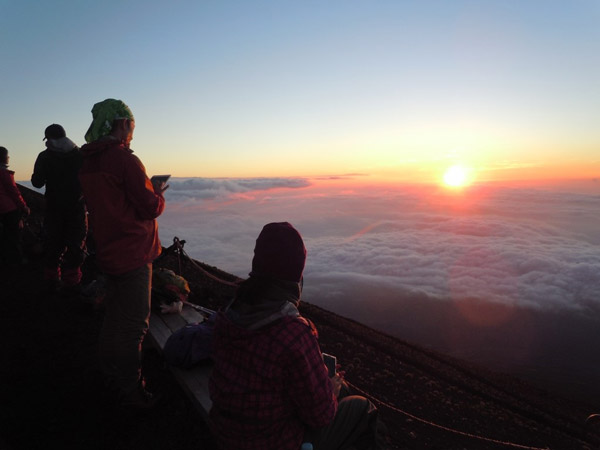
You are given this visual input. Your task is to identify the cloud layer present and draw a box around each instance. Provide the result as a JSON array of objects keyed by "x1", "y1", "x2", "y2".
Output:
[
  {"x1": 159, "y1": 179, "x2": 600, "y2": 313},
  {"x1": 163, "y1": 177, "x2": 311, "y2": 202}
]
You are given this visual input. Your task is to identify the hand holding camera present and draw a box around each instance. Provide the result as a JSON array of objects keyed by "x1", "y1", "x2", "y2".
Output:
[{"x1": 151, "y1": 174, "x2": 170, "y2": 195}]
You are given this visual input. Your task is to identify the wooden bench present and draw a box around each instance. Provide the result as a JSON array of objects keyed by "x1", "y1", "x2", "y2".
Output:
[{"x1": 147, "y1": 305, "x2": 213, "y2": 418}]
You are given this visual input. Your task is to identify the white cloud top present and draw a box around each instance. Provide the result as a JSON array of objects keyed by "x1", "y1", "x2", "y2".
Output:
[{"x1": 159, "y1": 177, "x2": 600, "y2": 315}]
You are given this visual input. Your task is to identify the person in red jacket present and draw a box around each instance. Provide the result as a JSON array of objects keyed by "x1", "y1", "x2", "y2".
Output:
[
  {"x1": 0, "y1": 146, "x2": 30, "y2": 266},
  {"x1": 79, "y1": 99, "x2": 167, "y2": 409},
  {"x1": 209, "y1": 222, "x2": 383, "y2": 450}
]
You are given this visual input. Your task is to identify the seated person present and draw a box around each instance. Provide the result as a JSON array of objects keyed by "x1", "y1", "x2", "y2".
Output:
[{"x1": 209, "y1": 222, "x2": 384, "y2": 450}]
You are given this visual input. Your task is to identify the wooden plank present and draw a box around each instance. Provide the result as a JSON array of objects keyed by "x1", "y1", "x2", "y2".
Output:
[
  {"x1": 180, "y1": 306, "x2": 204, "y2": 324},
  {"x1": 147, "y1": 304, "x2": 213, "y2": 418},
  {"x1": 161, "y1": 313, "x2": 188, "y2": 332},
  {"x1": 171, "y1": 365, "x2": 213, "y2": 418},
  {"x1": 148, "y1": 314, "x2": 172, "y2": 351}
]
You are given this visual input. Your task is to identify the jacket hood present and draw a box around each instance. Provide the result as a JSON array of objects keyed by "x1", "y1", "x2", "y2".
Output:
[
  {"x1": 46, "y1": 137, "x2": 78, "y2": 153},
  {"x1": 80, "y1": 137, "x2": 131, "y2": 157},
  {"x1": 215, "y1": 307, "x2": 302, "y2": 347},
  {"x1": 225, "y1": 280, "x2": 301, "y2": 331}
]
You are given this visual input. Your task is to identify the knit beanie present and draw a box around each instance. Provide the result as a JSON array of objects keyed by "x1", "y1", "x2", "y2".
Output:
[
  {"x1": 84, "y1": 98, "x2": 134, "y2": 143},
  {"x1": 250, "y1": 222, "x2": 306, "y2": 283},
  {"x1": 44, "y1": 124, "x2": 66, "y2": 140}
]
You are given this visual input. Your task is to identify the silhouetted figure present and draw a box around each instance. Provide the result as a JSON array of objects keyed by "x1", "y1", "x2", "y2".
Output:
[
  {"x1": 0, "y1": 146, "x2": 30, "y2": 266},
  {"x1": 209, "y1": 222, "x2": 384, "y2": 450},
  {"x1": 31, "y1": 124, "x2": 87, "y2": 292},
  {"x1": 79, "y1": 99, "x2": 167, "y2": 409}
]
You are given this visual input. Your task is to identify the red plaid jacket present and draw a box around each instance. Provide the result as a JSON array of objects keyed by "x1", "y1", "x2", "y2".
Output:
[{"x1": 209, "y1": 313, "x2": 337, "y2": 450}]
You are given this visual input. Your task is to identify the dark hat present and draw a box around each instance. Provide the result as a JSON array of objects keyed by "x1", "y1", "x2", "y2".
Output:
[
  {"x1": 44, "y1": 124, "x2": 66, "y2": 140},
  {"x1": 250, "y1": 222, "x2": 306, "y2": 283}
]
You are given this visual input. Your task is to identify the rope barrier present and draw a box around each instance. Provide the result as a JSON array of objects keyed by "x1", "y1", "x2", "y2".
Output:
[
  {"x1": 171, "y1": 237, "x2": 239, "y2": 288},
  {"x1": 346, "y1": 381, "x2": 551, "y2": 450}
]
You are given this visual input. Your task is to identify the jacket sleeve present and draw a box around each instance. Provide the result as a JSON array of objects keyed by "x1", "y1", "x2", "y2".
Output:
[
  {"x1": 30, "y1": 153, "x2": 47, "y2": 188},
  {"x1": 123, "y1": 153, "x2": 165, "y2": 220},
  {"x1": 285, "y1": 323, "x2": 337, "y2": 428},
  {"x1": 2, "y1": 171, "x2": 27, "y2": 210}
]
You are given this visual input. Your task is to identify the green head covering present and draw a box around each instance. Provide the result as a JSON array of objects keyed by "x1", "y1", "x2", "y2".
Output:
[{"x1": 84, "y1": 98, "x2": 135, "y2": 143}]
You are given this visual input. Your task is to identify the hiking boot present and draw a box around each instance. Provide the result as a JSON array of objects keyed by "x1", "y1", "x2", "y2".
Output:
[{"x1": 119, "y1": 386, "x2": 159, "y2": 410}]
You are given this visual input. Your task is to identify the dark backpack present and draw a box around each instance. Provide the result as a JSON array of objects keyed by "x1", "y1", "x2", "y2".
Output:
[{"x1": 163, "y1": 315, "x2": 215, "y2": 369}]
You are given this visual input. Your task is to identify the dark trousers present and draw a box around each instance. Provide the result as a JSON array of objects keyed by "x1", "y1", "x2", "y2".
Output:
[
  {"x1": 312, "y1": 395, "x2": 381, "y2": 450},
  {"x1": 0, "y1": 209, "x2": 23, "y2": 264},
  {"x1": 43, "y1": 202, "x2": 87, "y2": 284},
  {"x1": 99, "y1": 264, "x2": 152, "y2": 395}
]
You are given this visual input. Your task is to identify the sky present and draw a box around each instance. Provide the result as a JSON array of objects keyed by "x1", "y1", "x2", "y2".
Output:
[{"x1": 2, "y1": 0, "x2": 600, "y2": 183}]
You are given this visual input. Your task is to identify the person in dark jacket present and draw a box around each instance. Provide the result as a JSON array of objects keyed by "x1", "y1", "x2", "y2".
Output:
[
  {"x1": 209, "y1": 222, "x2": 384, "y2": 450},
  {"x1": 31, "y1": 124, "x2": 87, "y2": 292},
  {"x1": 0, "y1": 146, "x2": 30, "y2": 265},
  {"x1": 79, "y1": 99, "x2": 167, "y2": 409}
]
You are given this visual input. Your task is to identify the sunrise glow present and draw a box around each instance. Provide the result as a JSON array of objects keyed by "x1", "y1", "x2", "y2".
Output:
[{"x1": 443, "y1": 165, "x2": 470, "y2": 188}]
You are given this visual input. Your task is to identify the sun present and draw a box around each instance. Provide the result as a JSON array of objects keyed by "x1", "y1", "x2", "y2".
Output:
[{"x1": 443, "y1": 165, "x2": 470, "y2": 188}]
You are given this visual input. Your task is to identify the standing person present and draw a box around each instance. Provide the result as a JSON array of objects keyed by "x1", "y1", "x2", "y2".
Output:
[
  {"x1": 79, "y1": 99, "x2": 167, "y2": 408},
  {"x1": 31, "y1": 124, "x2": 87, "y2": 293},
  {"x1": 209, "y1": 222, "x2": 384, "y2": 450},
  {"x1": 0, "y1": 146, "x2": 30, "y2": 266}
]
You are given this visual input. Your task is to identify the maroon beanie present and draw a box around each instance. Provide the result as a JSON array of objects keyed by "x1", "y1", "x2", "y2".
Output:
[{"x1": 250, "y1": 222, "x2": 306, "y2": 283}]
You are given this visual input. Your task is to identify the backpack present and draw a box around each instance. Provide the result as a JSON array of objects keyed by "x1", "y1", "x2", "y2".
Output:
[
  {"x1": 163, "y1": 315, "x2": 215, "y2": 368},
  {"x1": 152, "y1": 268, "x2": 190, "y2": 310}
]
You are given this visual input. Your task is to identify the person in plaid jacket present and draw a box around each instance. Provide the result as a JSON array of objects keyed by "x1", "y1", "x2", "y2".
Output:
[{"x1": 209, "y1": 222, "x2": 382, "y2": 450}]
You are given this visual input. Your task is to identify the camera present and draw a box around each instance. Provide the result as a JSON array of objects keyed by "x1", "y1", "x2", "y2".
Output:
[
  {"x1": 150, "y1": 174, "x2": 171, "y2": 185},
  {"x1": 322, "y1": 353, "x2": 337, "y2": 377}
]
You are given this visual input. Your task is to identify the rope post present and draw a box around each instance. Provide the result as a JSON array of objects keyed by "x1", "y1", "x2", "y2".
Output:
[{"x1": 173, "y1": 237, "x2": 184, "y2": 276}]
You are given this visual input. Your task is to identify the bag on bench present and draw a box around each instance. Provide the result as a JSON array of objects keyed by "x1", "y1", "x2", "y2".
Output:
[
  {"x1": 164, "y1": 315, "x2": 215, "y2": 369},
  {"x1": 152, "y1": 268, "x2": 190, "y2": 313}
]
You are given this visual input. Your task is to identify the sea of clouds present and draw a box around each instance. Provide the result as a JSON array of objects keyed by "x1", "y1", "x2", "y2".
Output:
[
  {"x1": 160, "y1": 176, "x2": 600, "y2": 313},
  {"x1": 158, "y1": 176, "x2": 600, "y2": 399}
]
